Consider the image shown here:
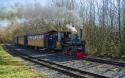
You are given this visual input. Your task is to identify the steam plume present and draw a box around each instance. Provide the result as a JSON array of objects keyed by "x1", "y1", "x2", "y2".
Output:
[{"x1": 66, "y1": 24, "x2": 77, "y2": 33}]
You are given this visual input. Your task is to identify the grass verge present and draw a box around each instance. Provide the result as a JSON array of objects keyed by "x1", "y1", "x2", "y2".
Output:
[{"x1": 0, "y1": 44, "x2": 45, "y2": 78}]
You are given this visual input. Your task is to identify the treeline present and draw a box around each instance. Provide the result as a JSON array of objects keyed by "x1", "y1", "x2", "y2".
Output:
[
  {"x1": 0, "y1": 0, "x2": 125, "y2": 59},
  {"x1": 51, "y1": 0, "x2": 125, "y2": 58}
]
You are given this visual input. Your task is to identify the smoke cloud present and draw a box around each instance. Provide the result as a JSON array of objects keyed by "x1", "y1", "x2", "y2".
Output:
[{"x1": 66, "y1": 24, "x2": 77, "y2": 33}]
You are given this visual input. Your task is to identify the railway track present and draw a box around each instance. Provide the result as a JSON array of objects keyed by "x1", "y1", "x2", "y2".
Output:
[
  {"x1": 5, "y1": 44, "x2": 125, "y2": 78},
  {"x1": 48, "y1": 54, "x2": 125, "y2": 67},
  {"x1": 25, "y1": 46, "x2": 125, "y2": 68},
  {"x1": 18, "y1": 45, "x2": 125, "y2": 68},
  {"x1": 37, "y1": 54, "x2": 125, "y2": 78},
  {"x1": 5, "y1": 45, "x2": 110, "y2": 78},
  {"x1": 84, "y1": 57, "x2": 125, "y2": 67}
]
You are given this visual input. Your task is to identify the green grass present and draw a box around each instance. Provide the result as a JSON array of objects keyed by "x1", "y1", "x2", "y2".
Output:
[{"x1": 0, "y1": 44, "x2": 45, "y2": 78}]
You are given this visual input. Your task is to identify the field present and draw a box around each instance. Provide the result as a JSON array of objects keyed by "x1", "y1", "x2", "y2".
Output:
[{"x1": 0, "y1": 44, "x2": 45, "y2": 78}]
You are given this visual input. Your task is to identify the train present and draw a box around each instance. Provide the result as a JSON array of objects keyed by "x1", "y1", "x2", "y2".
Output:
[{"x1": 15, "y1": 30, "x2": 87, "y2": 59}]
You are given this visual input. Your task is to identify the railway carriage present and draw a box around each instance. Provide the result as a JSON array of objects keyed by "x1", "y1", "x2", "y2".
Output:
[
  {"x1": 27, "y1": 34, "x2": 44, "y2": 48},
  {"x1": 16, "y1": 31, "x2": 63, "y2": 50},
  {"x1": 16, "y1": 36, "x2": 28, "y2": 46},
  {"x1": 18, "y1": 36, "x2": 24, "y2": 46}
]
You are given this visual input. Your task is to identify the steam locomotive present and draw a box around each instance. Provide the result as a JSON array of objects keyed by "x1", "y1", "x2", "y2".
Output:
[{"x1": 15, "y1": 30, "x2": 87, "y2": 59}]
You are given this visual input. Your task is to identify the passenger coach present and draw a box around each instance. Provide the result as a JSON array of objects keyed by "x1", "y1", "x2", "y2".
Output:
[{"x1": 15, "y1": 31, "x2": 67, "y2": 51}]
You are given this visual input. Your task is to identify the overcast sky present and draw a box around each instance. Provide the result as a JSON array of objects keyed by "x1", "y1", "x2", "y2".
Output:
[
  {"x1": 0, "y1": 0, "x2": 49, "y2": 27},
  {"x1": 0, "y1": 0, "x2": 48, "y2": 7}
]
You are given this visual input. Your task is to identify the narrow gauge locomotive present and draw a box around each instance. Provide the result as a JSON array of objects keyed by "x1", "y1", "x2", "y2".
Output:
[{"x1": 15, "y1": 30, "x2": 87, "y2": 59}]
